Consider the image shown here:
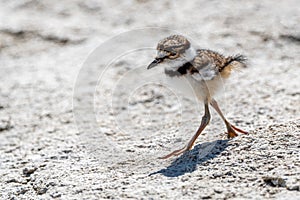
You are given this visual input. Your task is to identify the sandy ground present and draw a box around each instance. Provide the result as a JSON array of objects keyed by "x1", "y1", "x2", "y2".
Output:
[{"x1": 0, "y1": 0, "x2": 300, "y2": 199}]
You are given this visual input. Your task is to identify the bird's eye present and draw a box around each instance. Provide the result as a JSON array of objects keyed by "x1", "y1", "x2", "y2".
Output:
[{"x1": 169, "y1": 51, "x2": 178, "y2": 59}]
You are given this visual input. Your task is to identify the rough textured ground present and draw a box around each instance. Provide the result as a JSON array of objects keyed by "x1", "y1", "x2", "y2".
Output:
[{"x1": 0, "y1": 0, "x2": 299, "y2": 199}]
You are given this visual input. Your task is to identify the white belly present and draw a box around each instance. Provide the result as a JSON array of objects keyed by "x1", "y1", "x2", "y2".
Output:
[{"x1": 164, "y1": 74, "x2": 224, "y2": 102}]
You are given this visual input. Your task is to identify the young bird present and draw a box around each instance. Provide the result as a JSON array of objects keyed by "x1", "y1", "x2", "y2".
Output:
[{"x1": 147, "y1": 35, "x2": 248, "y2": 159}]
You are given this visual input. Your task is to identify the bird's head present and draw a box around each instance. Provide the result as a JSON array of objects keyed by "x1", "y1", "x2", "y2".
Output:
[{"x1": 147, "y1": 35, "x2": 197, "y2": 70}]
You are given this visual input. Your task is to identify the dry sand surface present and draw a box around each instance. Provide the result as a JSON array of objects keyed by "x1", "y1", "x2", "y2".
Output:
[{"x1": 0, "y1": 0, "x2": 299, "y2": 199}]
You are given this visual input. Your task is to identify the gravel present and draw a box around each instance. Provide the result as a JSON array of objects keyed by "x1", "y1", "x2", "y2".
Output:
[{"x1": 0, "y1": 0, "x2": 299, "y2": 199}]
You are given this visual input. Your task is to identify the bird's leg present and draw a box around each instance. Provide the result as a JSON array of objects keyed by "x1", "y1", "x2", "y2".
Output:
[
  {"x1": 210, "y1": 99, "x2": 248, "y2": 139},
  {"x1": 159, "y1": 102, "x2": 211, "y2": 159}
]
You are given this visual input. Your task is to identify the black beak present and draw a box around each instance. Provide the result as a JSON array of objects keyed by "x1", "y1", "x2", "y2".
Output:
[{"x1": 147, "y1": 58, "x2": 162, "y2": 69}]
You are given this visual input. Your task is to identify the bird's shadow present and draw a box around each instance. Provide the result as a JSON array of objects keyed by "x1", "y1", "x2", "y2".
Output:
[{"x1": 149, "y1": 139, "x2": 229, "y2": 177}]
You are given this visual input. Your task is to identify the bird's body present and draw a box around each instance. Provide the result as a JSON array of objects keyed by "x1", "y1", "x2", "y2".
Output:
[
  {"x1": 164, "y1": 48, "x2": 246, "y2": 102},
  {"x1": 147, "y1": 35, "x2": 248, "y2": 159}
]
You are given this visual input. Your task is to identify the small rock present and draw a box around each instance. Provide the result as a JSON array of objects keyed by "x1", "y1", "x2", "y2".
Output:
[
  {"x1": 47, "y1": 181, "x2": 57, "y2": 187},
  {"x1": 214, "y1": 188, "x2": 223, "y2": 194},
  {"x1": 287, "y1": 185, "x2": 299, "y2": 191},
  {"x1": 6, "y1": 177, "x2": 28, "y2": 184},
  {"x1": 36, "y1": 187, "x2": 48, "y2": 195},
  {"x1": 16, "y1": 187, "x2": 29, "y2": 195},
  {"x1": 263, "y1": 176, "x2": 286, "y2": 187},
  {"x1": 212, "y1": 172, "x2": 223, "y2": 178},
  {"x1": 201, "y1": 194, "x2": 212, "y2": 199},
  {"x1": 46, "y1": 127, "x2": 57, "y2": 133},
  {"x1": 286, "y1": 178, "x2": 300, "y2": 191},
  {"x1": 247, "y1": 177, "x2": 258, "y2": 181},
  {"x1": 258, "y1": 144, "x2": 268, "y2": 150},
  {"x1": 60, "y1": 155, "x2": 69, "y2": 159},
  {"x1": 23, "y1": 166, "x2": 37, "y2": 176},
  {"x1": 181, "y1": 176, "x2": 189, "y2": 182},
  {"x1": 225, "y1": 171, "x2": 233, "y2": 176},
  {"x1": 50, "y1": 192, "x2": 61, "y2": 198},
  {"x1": 227, "y1": 178, "x2": 235, "y2": 183}
]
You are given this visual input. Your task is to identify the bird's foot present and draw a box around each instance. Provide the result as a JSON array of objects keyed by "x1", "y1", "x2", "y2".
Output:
[
  {"x1": 231, "y1": 124, "x2": 248, "y2": 134},
  {"x1": 227, "y1": 124, "x2": 248, "y2": 139},
  {"x1": 227, "y1": 129, "x2": 238, "y2": 139},
  {"x1": 158, "y1": 146, "x2": 189, "y2": 159}
]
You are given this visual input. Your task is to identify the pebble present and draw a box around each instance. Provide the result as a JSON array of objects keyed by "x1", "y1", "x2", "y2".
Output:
[{"x1": 23, "y1": 166, "x2": 37, "y2": 176}]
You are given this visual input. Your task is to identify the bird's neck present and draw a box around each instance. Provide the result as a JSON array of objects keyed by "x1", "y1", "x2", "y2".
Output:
[{"x1": 184, "y1": 46, "x2": 197, "y2": 62}]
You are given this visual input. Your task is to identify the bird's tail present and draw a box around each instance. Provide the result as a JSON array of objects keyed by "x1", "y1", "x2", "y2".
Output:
[
  {"x1": 220, "y1": 54, "x2": 247, "y2": 78},
  {"x1": 228, "y1": 54, "x2": 247, "y2": 68}
]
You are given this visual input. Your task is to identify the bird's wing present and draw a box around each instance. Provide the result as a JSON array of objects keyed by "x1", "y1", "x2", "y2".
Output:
[{"x1": 190, "y1": 52, "x2": 219, "y2": 81}]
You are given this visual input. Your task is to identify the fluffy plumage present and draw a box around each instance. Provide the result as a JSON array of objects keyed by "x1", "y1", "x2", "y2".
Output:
[
  {"x1": 149, "y1": 35, "x2": 247, "y2": 101},
  {"x1": 147, "y1": 35, "x2": 249, "y2": 159}
]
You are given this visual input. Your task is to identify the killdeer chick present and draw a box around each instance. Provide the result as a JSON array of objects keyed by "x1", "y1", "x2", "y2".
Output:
[{"x1": 147, "y1": 35, "x2": 248, "y2": 159}]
